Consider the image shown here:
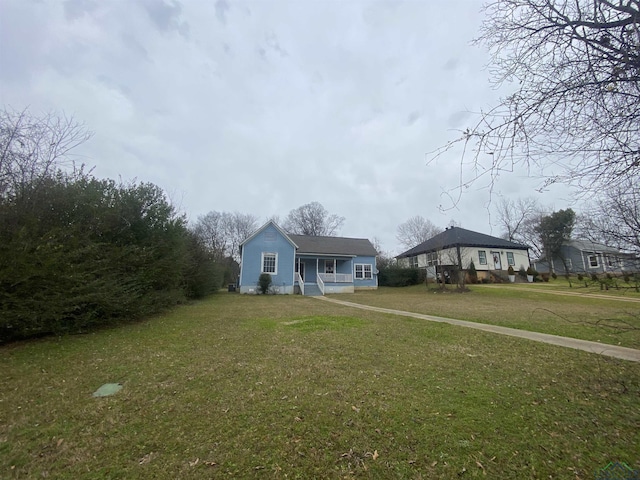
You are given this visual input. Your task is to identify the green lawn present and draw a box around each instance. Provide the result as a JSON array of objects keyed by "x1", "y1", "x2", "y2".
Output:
[
  {"x1": 347, "y1": 283, "x2": 640, "y2": 349},
  {"x1": 1, "y1": 291, "x2": 639, "y2": 479}
]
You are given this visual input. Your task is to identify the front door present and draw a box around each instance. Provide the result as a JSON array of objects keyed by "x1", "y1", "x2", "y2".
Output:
[{"x1": 491, "y1": 251, "x2": 502, "y2": 270}]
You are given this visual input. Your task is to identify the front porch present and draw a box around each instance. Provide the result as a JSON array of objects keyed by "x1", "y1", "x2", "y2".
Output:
[{"x1": 294, "y1": 256, "x2": 356, "y2": 296}]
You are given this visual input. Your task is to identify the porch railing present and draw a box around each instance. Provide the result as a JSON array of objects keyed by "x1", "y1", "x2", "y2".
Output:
[
  {"x1": 318, "y1": 273, "x2": 353, "y2": 283},
  {"x1": 317, "y1": 274, "x2": 325, "y2": 295},
  {"x1": 295, "y1": 272, "x2": 304, "y2": 295}
]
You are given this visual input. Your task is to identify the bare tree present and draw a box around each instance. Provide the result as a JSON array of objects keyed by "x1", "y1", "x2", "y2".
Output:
[
  {"x1": 429, "y1": 0, "x2": 640, "y2": 202},
  {"x1": 371, "y1": 236, "x2": 395, "y2": 269},
  {"x1": 495, "y1": 197, "x2": 547, "y2": 257},
  {"x1": 193, "y1": 211, "x2": 258, "y2": 263},
  {"x1": 265, "y1": 214, "x2": 281, "y2": 226},
  {"x1": 396, "y1": 215, "x2": 440, "y2": 250},
  {"x1": 0, "y1": 107, "x2": 93, "y2": 198},
  {"x1": 577, "y1": 179, "x2": 640, "y2": 254},
  {"x1": 495, "y1": 197, "x2": 541, "y2": 241},
  {"x1": 283, "y1": 201, "x2": 344, "y2": 236},
  {"x1": 193, "y1": 211, "x2": 228, "y2": 262},
  {"x1": 224, "y1": 212, "x2": 259, "y2": 262}
]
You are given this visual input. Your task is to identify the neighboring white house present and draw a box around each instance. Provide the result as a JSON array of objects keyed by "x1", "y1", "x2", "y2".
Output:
[{"x1": 396, "y1": 226, "x2": 531, "y2": 281}]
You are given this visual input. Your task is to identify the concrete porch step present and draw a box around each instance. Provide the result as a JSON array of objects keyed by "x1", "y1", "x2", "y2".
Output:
[{"x1": 303, "y1": 283, "x2": 323, "y2": 296}]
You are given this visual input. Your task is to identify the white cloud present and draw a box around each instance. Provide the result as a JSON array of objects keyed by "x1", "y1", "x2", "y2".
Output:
[{"x1": 0, "y1": 0, "x2": 574, "y2": 253}]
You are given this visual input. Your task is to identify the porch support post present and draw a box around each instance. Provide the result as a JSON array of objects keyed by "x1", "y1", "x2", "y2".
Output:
[{"x1": 333, "y1": 258, "x2": 336, "y2": 282}]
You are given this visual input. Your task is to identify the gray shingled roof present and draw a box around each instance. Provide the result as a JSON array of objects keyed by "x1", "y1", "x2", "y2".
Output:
[
  {"x1": 289, "y1": 234, "x2": 377, "y2": 256},
  {"x1": 396, "y1": 226, "x2": 529, "y2": 258},
  {"x1": 566, "y1": 239, "x2": 626, "y2": 254}
]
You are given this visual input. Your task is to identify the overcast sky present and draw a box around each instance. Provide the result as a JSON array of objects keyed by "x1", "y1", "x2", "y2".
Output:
[{"x1": 0, "y1": 0, "x2": 572, "y2": 254}]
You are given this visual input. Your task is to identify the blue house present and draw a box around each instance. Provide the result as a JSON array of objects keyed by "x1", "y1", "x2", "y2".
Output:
[{"x1": 238, "y1": 221, "x2": 378, "y2": 295}]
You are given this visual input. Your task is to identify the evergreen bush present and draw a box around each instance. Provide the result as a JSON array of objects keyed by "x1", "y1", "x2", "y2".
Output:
[
  {"x1": 468, "y1": 261, "x2": 478, "y2": 284},
  {"x1": 258, "y1": 273, "x2": 273, "y2": 294},
  {"x1": 0, "y1": 173, "x2": 218, "y2": 343},
  {"x1": 377, "y1": 266, "x2": 425, "y2": 287}
]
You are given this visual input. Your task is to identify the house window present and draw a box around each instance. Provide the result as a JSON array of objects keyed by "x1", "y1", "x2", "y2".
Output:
[
  {"x1": 588, "y1": 255, "x2": 599, "y2": 268},
  {"x1": 262, "y1": 252, "x2": 277, "y2": 274},
  {"x1": 506, "y1": 252, "x2": 515, "y2": 266},
  {"x1": 607, "y1": 256, "x2": 617, "y2": 268},
  {"x1": 355, "y1": 264, "x2": 372, "y2": 279},
  {"x1": 478, "y1": 250, "x2": 487, "y2": 265},
  {"x1": 427, "y1": 252, "x2": 438, "y2": 266},
  {"x1": 409, "y1": 256, "x2": 418, "y2": 268}
]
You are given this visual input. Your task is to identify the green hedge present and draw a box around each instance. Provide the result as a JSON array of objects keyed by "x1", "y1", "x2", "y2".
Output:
[
  {"x1": 378, "y1": 266, "x2": 425, "y2": 287},
  {"x1": 0, "y1": 174, "x2": 220, "y2": 343}
]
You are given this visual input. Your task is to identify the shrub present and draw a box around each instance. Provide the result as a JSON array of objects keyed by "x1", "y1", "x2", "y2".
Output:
[
  {"x1": 551, "y1": 272, "x2": 557, "y2": 279},
  {"x1": 507, "y1": 265, "x2": 515, "y2": 275},
  {"x1": 577, "y1": 274, "x2": 583, "y2": 281},
  {"x1": 518, "y1": 266, "x2": 527, "y2": 278},
  {"x1": 258, "y1": 273, "x2": 272, "y2": 294},
  {"x1": 468, "y1": 261, "x2": 478, "y2": 284},
  {"x1": 378, "y1": 266, "x2": 425, "y2": 287},
  {"x1": 591, "y1": 273, "x2": 599, "y2": 282},
  {"x1": 0, "y1": 174, "x2": 214, "y2": 343}
]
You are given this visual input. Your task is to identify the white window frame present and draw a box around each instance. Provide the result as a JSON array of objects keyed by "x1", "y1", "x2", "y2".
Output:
[
  {"x1": 355, "y1": 263, "x2": 373, "y2": 280},
  {"x1": 261, "y1": 252, "x2": 277, "y2": 274},
  {"x1": 588, "y1": 254, "x2": 599, "y2": 268},
  {"x1": 427, "y1": 252, "x2": 438, "y2": 267},
  {"x1": 409, "y1": 256, "x2": 418, "y2": 269},
  {"x1": 478, "y1": 250, "x2": 487, "y2": 265},
  {"x1": 506, "y1": 252, "x2": 515, "y2": 266}
]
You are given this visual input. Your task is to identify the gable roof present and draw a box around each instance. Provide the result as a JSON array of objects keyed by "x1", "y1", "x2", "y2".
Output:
[
  {"x1": 289, "y1": 234, "x2": 378, "y2": 257},
  {"x1": 397, "y1": 226, "x2": 529, "y2": 258},
  {"x1": 240, "y1": 220, "x2": 298, "y2": 249},
  {"x1": 241, "y1": 221, "x2": 377, "y2": 257},
  {"x1": 566, "y1": 239, "x2": 629, "y2": 255}
]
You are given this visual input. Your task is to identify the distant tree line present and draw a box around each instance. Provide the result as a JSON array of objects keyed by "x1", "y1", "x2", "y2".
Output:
[{"x1": 0, "y1": 108, "x2": 220, "y2": 343}]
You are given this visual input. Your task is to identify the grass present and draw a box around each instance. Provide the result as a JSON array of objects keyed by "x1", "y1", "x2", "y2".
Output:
[
  {"x1": 346, "y1": 283, "x2": 640, "y2": 349},
  {"x1": 1, "y1": 292, "x2": 639, "y2": 479}
]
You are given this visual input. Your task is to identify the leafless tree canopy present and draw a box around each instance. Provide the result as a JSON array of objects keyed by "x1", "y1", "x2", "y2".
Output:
[
  {"x1": 430, "y1": 0, "x2": 640, "y2": 198},
  {"x1": 577, "y1": 179, "x2": 640, "y2": 253},
  {"x1": 495, "y1": 197, "x2": 547, "y2": 256},
  {"x1": 0, "y1": 108, "x2": 93, "y2": 198},
  {"x1": 283, "y1": 201, "x2": 345, "y2": 236},
  {"x1": 193, "y1": 211, "x2": 258, "y2": 262},
  {"x1": 396, "y1": 215, "x2": 441, "y2": 250}
]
